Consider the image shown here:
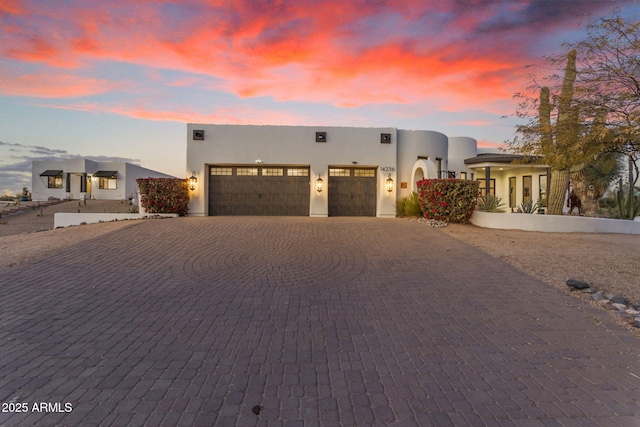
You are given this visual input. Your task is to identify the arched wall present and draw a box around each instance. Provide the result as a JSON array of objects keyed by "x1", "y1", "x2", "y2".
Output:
[
  {"x1": 411, "y1": 159, "x2": 437, "y2": 192},
  {"x1": 397, "y1": 130, "x2": 448, "y2": 199}
]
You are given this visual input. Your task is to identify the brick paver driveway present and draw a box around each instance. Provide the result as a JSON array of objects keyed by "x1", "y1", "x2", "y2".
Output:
[{"x1": 1, "y1": 217, "x2": 638, "y2": 426}]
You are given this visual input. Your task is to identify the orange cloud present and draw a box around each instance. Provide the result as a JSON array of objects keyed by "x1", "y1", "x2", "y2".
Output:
[
  {"x1": 0, "y1": 71, "x2": 122, "y2": 98},
  {"x1": 0, "y1": 0, "x2": 600, "y2": 114},
  {"x1": 0, "y1": 0, "x2": 23, "y2": 15},
  {"x1": 40, "y1": 102, "x2": 308, "y2": 126},
  {"x1": 478, "y1": 139, "x2": 506, "y2": 149}
]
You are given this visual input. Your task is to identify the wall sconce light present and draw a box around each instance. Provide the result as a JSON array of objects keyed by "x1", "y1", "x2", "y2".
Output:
[
  {"x1": 188, "y1": 171, "x2": 197, "y2": 191},
  {"x1": 316, "y1": 175, "x2": 324, "y2": 193},
  {"x1": 386, "y1": 174, "x2": 394, "y2": 193}
]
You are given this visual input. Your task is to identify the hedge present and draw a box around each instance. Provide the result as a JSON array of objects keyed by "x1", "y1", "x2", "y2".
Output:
[
  {"x1": 137, "y1": 178, "x2": 190, "y2": 216},
  {"x1": 417, "y1": 179, "x2": 480, "y2": 223}
]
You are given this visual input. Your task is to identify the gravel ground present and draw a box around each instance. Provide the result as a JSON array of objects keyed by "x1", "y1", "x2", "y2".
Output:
[{"x1": 0, "y1": 200, "x2": 138, "y2": 270}]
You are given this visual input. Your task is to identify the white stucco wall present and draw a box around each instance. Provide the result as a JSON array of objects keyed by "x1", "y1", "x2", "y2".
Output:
[
  {"x1": 54, "y1": 213, "x2": 178, "y2": 228},
  {"x1": 186, "y1": 124, "x2": 398, "y2": 217},
  {"x1": 396, "y1": 130, "x2": 448, "y2": 199},
  {"x1": 448, "y1": 137, "x2": 477, "y2": 180},
  {"x1": 471, "y1": 211, "x2": 640, "y2": 234}
]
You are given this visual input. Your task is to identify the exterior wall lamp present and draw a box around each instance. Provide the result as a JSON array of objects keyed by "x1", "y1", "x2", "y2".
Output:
[
  {"x1": 188, "y1": 171, "x2": 197, "y2": 191},
  {"x1": 386, "y1": 174, "x2": 394, "y2": 193},
  {"x1": 316, "y1": 175, "x2": 324, "y2": 193}
]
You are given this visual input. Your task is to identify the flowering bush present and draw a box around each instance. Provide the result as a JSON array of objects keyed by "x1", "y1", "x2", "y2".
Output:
[
  {"x1": 137, "y1": 178, "x2": 190, "y2": 216},
  {"x1": 417, "y1": 179, "x2": 480, "y2": 223}
]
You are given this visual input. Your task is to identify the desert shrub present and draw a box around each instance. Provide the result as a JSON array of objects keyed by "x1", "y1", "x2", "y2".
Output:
[
  {"x1": 516, "y1": 199, "x2": 541, "y2": 214},
  {"x1": 396, "y1": 192, "x2": 422, "y2": 217},
  {"x1": 137, "y1": 178, "x2": 190, "y2": 216},
  {"x1": 417, "y1": 179, "x2": 479, "y2": 224},
  {"x1": 476, "y1": 194, "x2": 505, "y2": 212},
  {"x1": 598, "y1": 197, "x2": 616, "y2": 209}
]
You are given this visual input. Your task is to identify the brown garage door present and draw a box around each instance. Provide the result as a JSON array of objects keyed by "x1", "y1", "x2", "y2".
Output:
[
  {"x1": 209, "y1": 166, "x2": 310, "y2": 216},
  {"x1": 328, "y1": 167, "x2": 376, "y2": 216}
]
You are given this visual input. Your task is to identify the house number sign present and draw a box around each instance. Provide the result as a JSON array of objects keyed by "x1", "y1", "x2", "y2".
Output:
[{"x1": 380, "y1": 167, "x2": 395, "y2": 172}]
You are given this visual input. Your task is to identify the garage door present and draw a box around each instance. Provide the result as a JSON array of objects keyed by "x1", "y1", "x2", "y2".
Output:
[
  {"x1": 209, "y1": 166, "x2": 310, "y2": 216},
  {"x1": 328, "y1": 167, "x2": 377, "y2": 216}
]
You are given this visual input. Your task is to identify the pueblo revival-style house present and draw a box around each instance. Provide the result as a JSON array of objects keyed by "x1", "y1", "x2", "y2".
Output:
[{"x1": 186, "y1": 124, "x2": 552, "y2": 217}]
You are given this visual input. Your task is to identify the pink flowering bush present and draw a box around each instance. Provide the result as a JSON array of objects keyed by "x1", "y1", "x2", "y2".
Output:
[
  {"x1": 417, "y1": 179, "x2": 480, "y2": 223},
  {"x1": 137, "y1": 178, "x2": 190, "y2": 216}
]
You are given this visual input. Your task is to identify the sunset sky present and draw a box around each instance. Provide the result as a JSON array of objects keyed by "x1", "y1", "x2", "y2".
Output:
[{"x1": 1, "y1": 0, "x2": 638, "y2": 195}]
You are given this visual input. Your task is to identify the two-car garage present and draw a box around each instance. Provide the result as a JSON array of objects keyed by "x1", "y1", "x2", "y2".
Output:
[{"x1": 208, "y1": 165, "x2": 377, "y2": 217}]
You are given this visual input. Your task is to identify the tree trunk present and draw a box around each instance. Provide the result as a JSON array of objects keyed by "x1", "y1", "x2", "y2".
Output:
[{"x1": 547, "y1": 169, "x2": 570, "y2": 215}]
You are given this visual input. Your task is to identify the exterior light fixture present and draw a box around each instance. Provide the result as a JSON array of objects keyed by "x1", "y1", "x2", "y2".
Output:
[
  {"x1": 188, "y1": 171, "x2": 197, "y2": 191},
  {"x1": 316, "y1": 175, "x2": 324, "y2": 193},
  {"x1": 386, "y1": 174, "x2": 394, "y2": 193}
]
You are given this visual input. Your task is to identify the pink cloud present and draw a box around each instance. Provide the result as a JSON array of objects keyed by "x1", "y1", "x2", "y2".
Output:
[
  {"x1": 0, "y1": 0, "x2": 623, "y2": 112},
  {"x1": 478, "y1": 139, "x2": 506, "y2": 149},
  {"x1": 39, "y1": 101, "x2": 308, "y2": 126},
  {"x1": 0, "y1": 70, "x2": 122, "y2": 98},
  {"x1": 0, "y1": 0, "x2": 23, "y2": 15}
]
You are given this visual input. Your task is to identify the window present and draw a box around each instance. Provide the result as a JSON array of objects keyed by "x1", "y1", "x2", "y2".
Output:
[
  {"x1": 99, "y1": 177, "x2": 117, "y2": 189},
  {"x1": 262, "y1": 168, "x2": 284, "y2": 176},
  {"x1": 48, "y1": 175, "x2": 62, "y2": 189},
  {"x1": 237, "y1": 168, "x2": 258, "y2": 176},
  {"x1": 477, "y1": 178, "x2": 495, "y2": 196},
  {"x1": 287, "y1": 168, "x2": 309, "y2": 177},
  {"x1": 211, "y1": 167, "x2": 232, "y2": 176},
  {"x1": 523, "y1": 175, "x2": 532, "y2": 204},
  {"x1": 509, "y1": 177, "x2": 516, "y2": 208},
  {"x1": 460, "y1": 172, "x2": 467, "y2": 180},
  {"x1": 435, "y1": 158, "x2": 442, "y2": 174},
  {"x1": 329, "y1": 168, "x2": 350, "y2": 177},
  {"x1": 354, "y1": 169, "x2": 375, "y2": 177},
  {"x1": 539, "y1": 174, "x2": 548, "y2": 207}
]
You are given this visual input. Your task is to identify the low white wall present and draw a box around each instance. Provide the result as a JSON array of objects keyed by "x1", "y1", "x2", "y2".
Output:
[
  {"x1": 54, "y1": 213, "x2": 178, "y2": 228},
  {"x1": 471, "y1": 211, "x2": 640, "y2": 234}
]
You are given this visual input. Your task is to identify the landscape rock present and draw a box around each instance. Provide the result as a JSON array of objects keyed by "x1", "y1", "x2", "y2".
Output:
[
  {"x1": 612, "y1": 303, "x2": 628, "y2": 311},
  {"x1": 592, "y1": 291, "x2": 606, "y2": 301},
  {"x1": 610, "y1": 295, "x2": 630, "y2": 306},
  {"x1": 566, "y1": 279, "x2": 590, "y2": 290}
]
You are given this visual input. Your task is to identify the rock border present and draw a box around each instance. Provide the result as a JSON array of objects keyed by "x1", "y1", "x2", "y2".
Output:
[{"x1": 567, "y1": 278, "x2": 640, "y2": 329}]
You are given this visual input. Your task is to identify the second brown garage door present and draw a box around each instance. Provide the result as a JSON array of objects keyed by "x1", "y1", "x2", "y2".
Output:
[{"x1": 328, "y1": 167, "x2": 377, "y2": 216}]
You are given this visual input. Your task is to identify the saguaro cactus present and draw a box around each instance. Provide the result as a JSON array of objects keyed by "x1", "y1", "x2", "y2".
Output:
[{"x1": 543, "y1": 50, "x2": 579, "y2": 215}]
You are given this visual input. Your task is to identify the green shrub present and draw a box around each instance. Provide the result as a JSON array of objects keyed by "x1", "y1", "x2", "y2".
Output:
[
  {"x1": 137, "y1": 178, "x2": 190, "y2": 216},
  {"x1": 476, "y1": 194, "x2": 505, "y2": 212},
  {"x1": 516, "y1": 199, "x2": 541, "y2": 214},
  {"x1": 396, "y1": 192, "x2": 422, "y2": 217},
  {"x1": 417, "y1": 179, "x2": 480, "y2": 223},
  {"x1": 598, "y1": 197, "x2": 616, "y2": 209}
]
